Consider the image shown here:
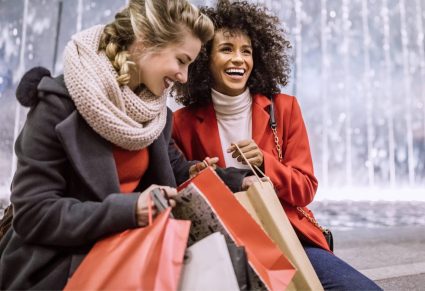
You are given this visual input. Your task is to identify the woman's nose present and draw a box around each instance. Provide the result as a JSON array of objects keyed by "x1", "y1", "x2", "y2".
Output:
[
  {"x1": 176, "y1": 68, "x2": 188, "y2": 84},
  {"x1": 231, "y1": 52, "x2": 244, "y2": 64}
]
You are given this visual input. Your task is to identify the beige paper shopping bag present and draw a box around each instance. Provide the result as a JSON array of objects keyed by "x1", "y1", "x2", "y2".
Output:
[
  {"x1": 235, "y1": 182, "x2": 323, "y2": 291},
  {"x1": 232, "y1": 144, "x2": 323, "y2": 291}
]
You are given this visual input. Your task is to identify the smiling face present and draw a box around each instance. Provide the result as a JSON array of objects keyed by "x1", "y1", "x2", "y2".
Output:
[
  {"x1": 209, "y1": 29, "x2": 253, "y2": 96},
  {"x1": 128, "y1": 30, "x2": 202, "y2": 96}
]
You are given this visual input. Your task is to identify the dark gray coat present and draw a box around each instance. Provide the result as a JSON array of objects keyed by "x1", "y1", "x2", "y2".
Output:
[{"x1": 0, "y1": 73, "x2": 195, "y2": 290}]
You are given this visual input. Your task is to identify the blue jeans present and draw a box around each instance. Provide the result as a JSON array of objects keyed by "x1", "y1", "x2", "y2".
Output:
[{"x1": 304, "y1": 246, "x2": 382, "y2": 290}]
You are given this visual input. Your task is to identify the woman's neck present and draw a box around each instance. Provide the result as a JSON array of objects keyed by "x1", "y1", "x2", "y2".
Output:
[{"x1": 211, "y1": 88, "x2": 252, "y2": 116}]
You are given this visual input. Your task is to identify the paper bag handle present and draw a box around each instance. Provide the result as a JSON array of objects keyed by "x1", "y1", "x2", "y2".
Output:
[{"x1": 233, "y1": 144, "x2": 272, "y2": 188}]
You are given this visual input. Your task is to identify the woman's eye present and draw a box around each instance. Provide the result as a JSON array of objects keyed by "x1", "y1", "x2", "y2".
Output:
[
  {"x1": 220, "y1": 47, "x2": 232, "y2": 52},
  {"x1": 243, "y1": 49, "x2": 252, "y2": 55},
  {"x1": 178, "y1": 59, "x2": 185, "y2": 65}
]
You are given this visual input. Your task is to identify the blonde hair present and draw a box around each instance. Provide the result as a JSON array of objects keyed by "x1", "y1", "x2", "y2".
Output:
[{"x1": 99, "y1": 0, "x2": 214, "y2": 86}]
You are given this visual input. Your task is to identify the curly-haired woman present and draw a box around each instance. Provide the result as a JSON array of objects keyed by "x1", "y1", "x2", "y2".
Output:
[
  {"x1": 173, "y1": 1, "x2": 382, "y2": 289},
  {"x1": 0, "y1": 0, "x2": 217, "y2": 289}
]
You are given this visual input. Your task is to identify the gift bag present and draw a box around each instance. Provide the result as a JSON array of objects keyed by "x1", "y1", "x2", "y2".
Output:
[
  {"x1": 233, "y1": 144, "x2": 323, "y2": 291},
  {"x1": 235, "y1": 182, "x2": 323, "y2": 291},
  {"x1": 179, "y1": 232, "x2": 240, "y2": 291},
  {"x1": 64, "y1": 208, "x2": 190, "y2": 291},
  {"x1": 173, "y1": 168, "x2": 296, "y2": 291}
]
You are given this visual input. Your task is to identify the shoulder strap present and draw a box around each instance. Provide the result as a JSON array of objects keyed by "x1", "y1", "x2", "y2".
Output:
[
  {"x1": 268, "y1": 95, "x2": 277, "y2": 130},
  {"x1": 267, "y1": 95, "x2": 282, "y2": 161}
]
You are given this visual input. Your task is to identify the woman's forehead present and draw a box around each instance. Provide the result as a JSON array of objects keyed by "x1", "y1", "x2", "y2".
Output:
[{"x1": 214, "y1": 29, "x2": 251, "y2": 44}]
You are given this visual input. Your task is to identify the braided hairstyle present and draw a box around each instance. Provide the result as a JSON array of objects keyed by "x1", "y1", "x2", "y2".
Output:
[
  {"x1": 175, "y1": 0, "x2": 292, "y2": 106},
  {"x1": 98, "y1": 0, "x2": 214, "y2": 86}
]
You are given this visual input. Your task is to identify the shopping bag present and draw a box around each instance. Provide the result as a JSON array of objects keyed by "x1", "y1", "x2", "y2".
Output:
[
  {"x1": 179, "y1": 232, "x2": 240, "y2": 291},
  {"x1": 173, "y1": 168, "x2": 296, "y2": 291},
  {"x1": 64, "y1": 208, "x2": 190, "y2": 291},
  {"x1": 235, "y1": 182, "x2": 323, "y2": 291},
  {"x1": 226, "y1": 241, "x2": 251, "y2": 290},
  {"x1": 231, "y1": 143, "x2": 323, "y2": 291}
]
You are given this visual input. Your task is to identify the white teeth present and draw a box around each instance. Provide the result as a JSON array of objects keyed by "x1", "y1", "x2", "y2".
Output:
[{"x1": 225, "y1": 68, "x2": 245, "y2": 74}]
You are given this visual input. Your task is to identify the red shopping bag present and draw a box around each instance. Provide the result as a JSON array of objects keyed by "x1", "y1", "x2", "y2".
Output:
[
  {"x1": 174, "y1": 168, "x2": 296, "y2": 291},
  {"x1": 64, "y1": 208, "x2": 190, "y2": 291}
]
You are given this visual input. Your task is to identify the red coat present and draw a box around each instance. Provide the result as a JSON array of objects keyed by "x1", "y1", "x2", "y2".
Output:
[{"x1": 173, "y1": 93, "x2": 330, "y2": 251}]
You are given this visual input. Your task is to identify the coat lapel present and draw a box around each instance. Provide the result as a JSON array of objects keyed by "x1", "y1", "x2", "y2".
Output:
[
  {"x1": 143, "y1": 133, "x2": 177, "y2": 188},
  {"x1": 55, "y1": 111, "x2": 120, "y2": 200},
  {"x1": 194, "y1": 105, "x2": 226, "y2": 168},
  {"x1": 252, "y1": 93, "x2": 272, "y2": 145}
]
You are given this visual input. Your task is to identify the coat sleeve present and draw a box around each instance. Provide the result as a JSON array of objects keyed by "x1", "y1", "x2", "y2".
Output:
[
  {"x1": 263, "y1": 97, "x2": 318, "y2": 207},
  {"x1": 172, "y1": 109, "x2": 251, "y2": 192},
  {"x1": 11, "y1": 93, "x2": 139, "y2": 247},
  {"x1": 166, "y1": 108, "x2": 196, "y2": 185}
]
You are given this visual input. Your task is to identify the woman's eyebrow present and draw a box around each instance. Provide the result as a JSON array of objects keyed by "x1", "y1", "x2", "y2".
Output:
[
  {"x1": 183, "y1": 54, "x2": 192, "y2": 62},
  {"x1": 217, "y1": 42, "x2": 233, "y2": 47}
]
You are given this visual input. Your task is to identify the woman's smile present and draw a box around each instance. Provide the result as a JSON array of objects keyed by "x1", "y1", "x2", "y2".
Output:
[
  {"x1": 209, "y1": 30, "x2": 253, "y2": 96},
  {"x1": 224, "y1": 67, "x2": 247, "y2": 80}
]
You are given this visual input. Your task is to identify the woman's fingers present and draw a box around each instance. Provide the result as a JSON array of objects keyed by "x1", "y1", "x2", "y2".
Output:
[
  {"x1": 159, "y1": 186, "x2": 177, "y2": 198},
  {"x1": 189, "y1": 156, "x2": 219, "y2": 178},
  {"x1": 233, "y1": 146, "x2": 263, "y2": 167},
  {"x1": 168, "y1": 199, "x2": 177, "y2": 208},
  {"x1": 204, "y1": 157, "x2": 219, "y2": 170},
  {"x1": 136, "y1": 185, "x2": 179, "y2": 226}
]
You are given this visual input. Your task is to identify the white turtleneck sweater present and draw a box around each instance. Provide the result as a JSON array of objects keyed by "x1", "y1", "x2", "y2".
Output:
[{"x1": 211, "y1": 88, "x2": 252, "y2": 170}]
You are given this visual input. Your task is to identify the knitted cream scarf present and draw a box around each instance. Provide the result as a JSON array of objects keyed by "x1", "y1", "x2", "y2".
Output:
[{"x1": 63, "y1": 25, "x2": 168, "y2": 151}]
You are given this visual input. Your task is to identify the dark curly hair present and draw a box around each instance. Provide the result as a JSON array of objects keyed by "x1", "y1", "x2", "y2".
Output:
[{"x1": 175, "y1": 0, "x2": 292, "y2": 106}]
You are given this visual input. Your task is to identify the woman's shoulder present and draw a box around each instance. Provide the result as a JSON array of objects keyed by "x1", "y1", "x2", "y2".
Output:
[
  {"x1": 253, "y1": 92, "x2": 297, "y2": 108},
  {"x1": 173, "y1": 103, "x2": 210, "y2": 123},
  {"x1": 16, "y1": 67, "x2": 75, "y2": 113},
  {"x1": 272, "y1": 93, "x2": 297, "y2": 104}
]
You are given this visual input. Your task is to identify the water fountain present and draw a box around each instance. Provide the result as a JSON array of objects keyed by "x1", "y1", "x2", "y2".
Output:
[{"x1": 0, "y1": 0, "x2": 424, "y2": 203}]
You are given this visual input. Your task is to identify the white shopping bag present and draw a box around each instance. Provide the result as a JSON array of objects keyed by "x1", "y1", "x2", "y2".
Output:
[{"x1": 179, "y1": 232, "x2": 240, "y2": 291}]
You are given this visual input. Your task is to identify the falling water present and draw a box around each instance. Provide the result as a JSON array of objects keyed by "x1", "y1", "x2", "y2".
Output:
[
  {"x1": 399, "y1": 0, "x2": 415, "y2": 185},
  {"x1": 10, "y1": 0, "x2": 29, "y2": 179},
  {"x1": 416, "y1": 0, "x2": 425, "y2": 164},
  {"x1": 76, "y1": 0, "x2": 84, "y2": 33},
  {"x1": 342, "y1": 0, "x2": 352, "y2": 186},
  {"x1": 293, "y1": 0, "x2": 303, "y2": 97},
  {"x1": 361, "y1": 0, "x2": 375, "y2": 186},
  {"x1": 320, "y1": 0, "x2": 329, "y2": 187},
  {"x1": 382, "y1": 0, "x2": 396, "y2": 187}
]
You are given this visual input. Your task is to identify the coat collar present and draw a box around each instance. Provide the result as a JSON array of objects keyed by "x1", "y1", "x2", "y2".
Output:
[
  {"x1": 193, "y1": 104, "x2": 226, "y2": 168},
  {"x1": 251, "y1": 93, "x2": 272, "y2": 145},
  {"x1": 192, "y1": 93, "x2": 272, "y2": 168}
]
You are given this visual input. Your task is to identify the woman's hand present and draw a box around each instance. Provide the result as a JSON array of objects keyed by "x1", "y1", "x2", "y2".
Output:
[
  {"x1": 242, "y1": 175, "x2": 271, "y2": 190},
  {"x1": 136, "y1": 185, "x2": 177, "y2": 227},
  {"x1": 227, "y1": 140, "x2": 264, "y2": 167},
  {"x1": 189, "y1": 156, "x2": 219, "y2": 178}
]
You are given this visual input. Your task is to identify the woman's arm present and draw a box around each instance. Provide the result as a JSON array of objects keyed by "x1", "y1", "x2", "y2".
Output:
[
  {"x1": 11, "y1": 93, "x2": 139, "y2": 247},
  {"x1": 263, "y1": 96, "x2": 318, "y2": 207}
]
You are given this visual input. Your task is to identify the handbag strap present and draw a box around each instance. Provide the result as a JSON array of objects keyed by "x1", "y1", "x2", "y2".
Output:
[
  {"x1": 268, "y1": 95, "x2": 328, "y2": 234},
  {"x1": 268, "y1": 96, "x2": 283, "y2": 162},
  {"x1": 296, "y1": 206, "x2": 330, "y2": 234}
]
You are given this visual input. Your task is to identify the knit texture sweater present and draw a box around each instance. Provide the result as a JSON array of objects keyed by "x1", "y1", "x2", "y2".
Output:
[{"x1": 211, "y1": 88, "x2": 252, "y2": 169}]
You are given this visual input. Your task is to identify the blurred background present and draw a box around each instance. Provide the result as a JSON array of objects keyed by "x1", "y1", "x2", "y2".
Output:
[
  {"x1": 1, "y1": 0, "x2": 425, "y2": 288},
  {"x1": 0, "y1": 0, "x2": 424, "y2": 228}
]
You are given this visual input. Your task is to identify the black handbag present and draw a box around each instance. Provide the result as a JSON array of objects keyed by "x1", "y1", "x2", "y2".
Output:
[{"x1": 268, "y1": 95, "x2": 334, "y2": 252}]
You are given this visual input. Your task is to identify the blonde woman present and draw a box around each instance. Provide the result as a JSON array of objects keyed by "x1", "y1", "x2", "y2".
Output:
[{"x1": 0, "y1": 0, "x2": 214, "y2": 289}]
